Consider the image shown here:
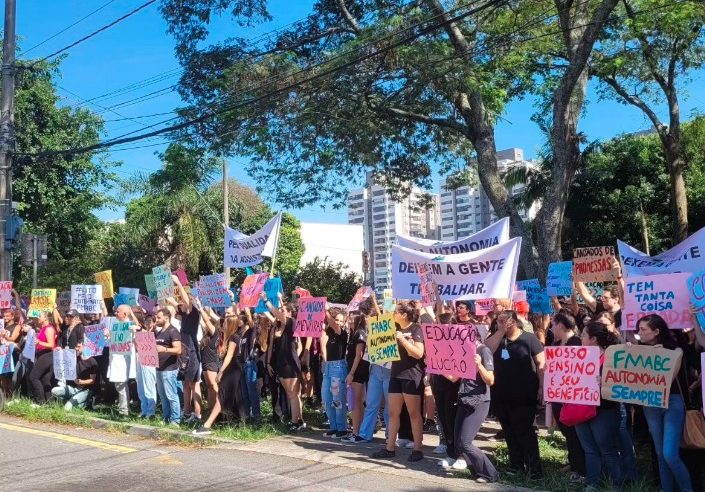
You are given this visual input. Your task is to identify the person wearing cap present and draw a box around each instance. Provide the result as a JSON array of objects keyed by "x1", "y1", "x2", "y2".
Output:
[
  {"x1": 50, "y1": 340, "x2": 98, "y2": 411},
  {"x1": 58, "y1": 309, "x2": 84, "y2": 350}
]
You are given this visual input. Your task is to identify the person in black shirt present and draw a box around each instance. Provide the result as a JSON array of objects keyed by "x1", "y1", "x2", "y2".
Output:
[
  {"x1": 372, "y1": 301, "x2": 425, "y2": 462},
  {"x1": 485, "y1": 309, "x2": 545, "y2": 479},
  {"x1": 58, "y1": 309, "x2": 84, "y2": 350},
  {"x1": 50, "y1": 341, "x2": 97, "y2": 411},
  {"x1": 154, "y1": 308, "x2": 182, "y2": 425},
  {"x1": 321, "y1": 309, "x2": 349, "y2": 437}
]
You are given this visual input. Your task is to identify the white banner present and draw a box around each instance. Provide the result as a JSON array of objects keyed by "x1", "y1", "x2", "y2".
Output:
[
  {"x1": 396, "y1": 217, "x2": 509, "y2": 254},
  {"x1": 391, "y1": 237, "x2": 522, "y2": 301},
  {"x1": 224, "y1": 212, "x2": 282, "y2": 268},
  {"x1": 70, "y1": 284, "x2": 103, "y2": 314},
  {"x1": 618, "y1": 226, "x2": 705, "y2": 276}
]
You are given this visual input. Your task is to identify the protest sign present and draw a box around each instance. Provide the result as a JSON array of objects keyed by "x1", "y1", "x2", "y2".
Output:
[
  {"x1": 70, "y1": 284, "x2": 103, "y2": 314},
  {"x1": 602, "y1": 344, "x2": 682, "y2": 408},
  {"x1": 239, "y1": 273, "x2": 270, "y2": 308},
  {"x1": 22, "y1": 329, "x2": 36, "y2": 362},
  {"x1": 512, "y1": 290, "x2": 527, "y2": 302},
  {"x1": 383, "y1": 289, "x2": 394, "y2": 313},
  {"x1": 109, "y1": 321, "x2": 132, "y2": 354},
  {"x1": 417, "y1": 263, "x2": 435, "y2": 307},
  {"x1": 113, "y1": 293, "x2": 129, "y2": 307},
  {"x1": 144, "y1": 274, "x2": 157, "y2": 299},
  {"x1": 367, "y1": 313, "x2": 400, "y2": 364},
  {"x1": 174, "y1": 269, "x2": 189, "y2": 286},
  {"x1": 618, "y1": 226, "x2": 705, "y2": 277},
  {"x1": 138, "y1": 294, "x2": 157, "y2": 315},
  {"x1": 576, "y1": 282, "x2": 605, "y2": 304},
  {"x1": 152, "y1": 265, "x2": 174, "y2": 301},
  {"x1": 687, "y1": 268, "x2": 705, "y2": 331},
  {"x1": 515, "y1": 279, "x2": 552, "y2": 314},
  {"x1": 348, "y1": 286, "x2": 374, "y2": 312},
  {"x1": 396, "y1": 217, "x2": 510, "y2": 254},
  {"x1": 392, "y1": 237, "x2": 522, "y2": 301},
  {"x1": 294, "y1": 297, "x2": 327, "y2": 337},
  {"x1": 28, "y1": 288, "x2": 57, "y2": 317},
  {"x1": 475, "y1": 299, "x2": 494, "y2": 316},
  {"x1": 422, "y1": 323, "x2": 478, "y2": 379},
  {"x1": 57, "y1": 291, "x2": 71, "y2": 312},
  {"x1": 118, "y1": 287, "x2": 140, "y2": 307},
  {"x1": 573, "y1": 246, "x2": 619, "y2": 282},
  {"x1": 224, "y1": 212, "x2": 282, "y2": 268},
  {"x1": 547, "y1": 261, "x2": 573, "y2": 296},
  {"x1": 134, "y1": 331, "x2": 159, "y2": 367},
  {"x1": 197, "y1": 273, "x2": 231, "y2": 308},
  {"x1": 53, "y1": 348, "x2": 77, "y2": 381},
  {"x1": 0, "y1": 343, "x2": 14, "y2": 374},
  {"x1": 293, "y1": 287, "x2": 311, "y2": 300},
  {"x1": 82, "y1": 324, "x2": 106, "y2": 358},
  {"x1": 255, "y1": 277, "x2": 283, "y2": 313},
  {"x1": 544, "y1": 345, "x2": 601, "y2": 405},
  {"x1": 94, "y1": 270, "x2": 114, "y2": 298},
  {"x1": 622, "y1": 273, "x2": 691, "y2": 329},
  {"x1": 0, "y1": 281, "x2": 12, "y2": 309}
]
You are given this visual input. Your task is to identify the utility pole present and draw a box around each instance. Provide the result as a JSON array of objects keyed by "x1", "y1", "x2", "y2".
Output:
[
  {"x1": 0, "y1": 0, "x2": 16, "y2": 281},
  {"x1": 223, "y1": 160, "x2": 230, "y2": 285}
]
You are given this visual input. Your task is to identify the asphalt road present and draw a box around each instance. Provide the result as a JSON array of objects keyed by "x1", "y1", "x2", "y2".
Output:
[{"x1": 0, "y1": 417, "x2": 503, "y2": 492}]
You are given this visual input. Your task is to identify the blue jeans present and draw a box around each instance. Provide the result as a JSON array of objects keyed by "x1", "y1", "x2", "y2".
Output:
[
  {"x1": 242, "y1": 361, "x2": 261, "y2": 419},
  {"x1": 51, "y1": 385, "x2": 92, "y2": 411},
  {"x1": 156, "y1": 369, "x2": 181, "y2": 424},
  {"x1": 643, "y1": 394, "x2": 693, "y2": 492},
  {"x1": 359, "y1": 364, "x2": 390, "y2": 441},
  {"x1": 618, "y1": 404, "x2": 638, "y2": 481},
  {"x1": 576, "y1": 407, "x2": 623, "y2": 487},
  {"x1": 322, "y1": 360, "x2": 348, "y2": 432},
  {"x1": 136, "y1": 363, "x2": 157, "y2": 417}
]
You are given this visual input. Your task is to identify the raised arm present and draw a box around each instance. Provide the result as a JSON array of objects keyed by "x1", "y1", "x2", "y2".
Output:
[
  {"x1": 171, "y1": 274, "x2": 192, "y2": 313},
  {"x1": 575, "y1": 281, "x2": 597, "y2": 312}
]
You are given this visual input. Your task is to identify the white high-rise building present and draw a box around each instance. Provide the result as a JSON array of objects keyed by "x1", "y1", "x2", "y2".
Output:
[
  {"x1": 440, "y1": 148, "x2": 539, "y2": 240},
  {"x1": 348, "y1": 175, "x2": 439, "y2": 294}
]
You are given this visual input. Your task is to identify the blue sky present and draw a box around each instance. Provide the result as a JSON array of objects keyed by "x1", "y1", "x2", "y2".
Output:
[{"x1": 17, "y1": 1, "x2": 705, "y2": 225}]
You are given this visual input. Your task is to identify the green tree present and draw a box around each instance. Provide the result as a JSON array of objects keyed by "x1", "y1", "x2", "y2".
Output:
[
  {"x1": 591, "y1": 0, "x2": 705, "y2": 242},
  {"x1": 293, "y1": 257, "x2": 362, "y2": 303}
]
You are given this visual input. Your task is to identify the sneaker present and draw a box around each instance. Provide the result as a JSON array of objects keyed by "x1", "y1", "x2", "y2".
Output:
[
  {"x1": 451, "y1": 458, "x2": 468, "y2": 470},
  {"x1": 371, "y1": 448, "x2": 396, "y2": 459},
  {"x1": 334, "y1": 431, "x2": 349, "y2": 438},
  {"x1": 323, "y1": 430, "x2": 338, "y2": 437},
  {"x1": 192, "y1": 426, "x2": 212, "y2": 435},
  {"x1": 341, "y1": 434, "x2": 370, "y2": 443},
  {"x1": 408, "y1": 450, "x2": 423, "y2": 462},
  {"x1": 290, "y1": 421, "x2": 307, "y2": 432},
  {"x1": 433, "y1": 444, "x2": 447, "y2": 455},
  {"x1": 475, "y1": 477, "x2": 489, "y2": 484},
  {"x1": 396, "y1": 438, "x2": 411, "y2": 447},
  {"x1": 439, "y1": 458, "x2": 455, "y2": 468}
]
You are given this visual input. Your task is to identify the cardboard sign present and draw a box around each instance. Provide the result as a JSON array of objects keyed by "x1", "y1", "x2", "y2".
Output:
[
  {"x1": 573, "y1": 246, "x2": 619, "y2": 282},
  {"x1": 94, "y1": 270, "x2": 114, "y2": 298},
  {"x1": 118, "y1": 287, "x2": 140, "y2": 307},
  {"x1": 70, "y1": 284, "x2": 103, "y2": 314},
  {"x1": 417, "y1": 263, "x2": 435, "y2": 307},
  {"x1": 601, "y1": 344, "x2": 682, "y2": 408},
  {"x1": 144, "y1": 274, "x2": 157, "y2": 299},
  {"x1": 174, "y1": 269, "x2": 189, "y2": 286},
  {"x1": 0, "y1": 281, "x2": 12, "y2": 309},
  {"x1": 255, "y1": 277, "x2": 283, "y2": 313},
  {"x1": 622, "y1": 273, "x2": 692, "y2": 330},
  {"x1": 687, "y1": 268, "x2": 705, "y2": 331},
  {"x1": 109, "y1": 321, "x2": 132, "y2": 354},
  {"x1": 544, "y1": 345, "x2": 601, "y2": 405},
  {"x1": 138, "y1": 294, "x2": 157, "y2": 315},
  {"x1": 515, "y1": 279, "x2": 552, "y2": 314},
  {"x1": 367, "y1": 313, "x2": 400, "y2": 364},
  {"x1": 57, "y1": 291, "x2": 71, "y2": 312},
  {"x1": 239, "y1": 273, "x2": 270, "y2": 308},
  {"x1": 422, "y1": 323, "x2": 478, "y2": 379},
  {"x1": 293, "y1": 287, "x2": 311, "y2": 300},
  {"x1": 134, "y1": 331, "x2": 158, "y2": 368},
  {"x1": 547, "y1": 261, "x2": 573, "y2": 296},
  {"x1": 82, "y1": 324, "x2": 106, "y2": 358},
  {"x1": 294, "y1": 297, "x2": 327, "y2": 337},
  {"x1": 152, "y1": 265, "x2": 174, "y2": 301},
  {"x1": 383, "y1": 289, "x2": 394, "y2": 313},
  {"x1": 197, "y1": 273, "x2": 231, "y2": 308},
  {"x1": 474, "y1": 299, "x2": 494, "y2": 316},
  {"x1": 53, "y1": 348, "x2": 77, "y2": 381},
  {"x1": 28, "y1": 288, "x2": 57, "y2": 317},
  {"x1": 0, "y1": 343, "x2": 14, "y2": 374},
  {"x1": 348, "y1": 286, "x2": 374, "y2": 312},
  {"x1": 22, "y1": 329, "x2": 36, "y2": 362}
]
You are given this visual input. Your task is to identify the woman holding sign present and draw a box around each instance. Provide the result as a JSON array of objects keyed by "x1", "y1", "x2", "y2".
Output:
[
  {"x1": 28, "y1": 313, "x2": 56, "y2": 405},
  {"x1": 636, "y1": 315, "x2": 693, "y2": 492},
  {"x1": 320, "y1": 309, "x2": 349, "y2": 437},
  {"x1": 372, "y1": 301, "x2": 425, "y2": 462}
]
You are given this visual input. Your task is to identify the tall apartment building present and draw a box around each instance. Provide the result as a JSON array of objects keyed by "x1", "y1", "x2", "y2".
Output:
[
  {"x1": 439, "y1": 148, "x2": 538, "y2": 241},
  {"x1": 348, "y1": 174, "x2": 439, "y2": 294}
]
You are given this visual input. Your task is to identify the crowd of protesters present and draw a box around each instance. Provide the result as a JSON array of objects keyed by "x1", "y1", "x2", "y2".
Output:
[{"x1": 0, "y1": 268, "x2": 704, "y2": 492}]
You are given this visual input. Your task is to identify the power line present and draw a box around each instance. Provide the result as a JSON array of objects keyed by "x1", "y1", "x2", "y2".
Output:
[{"x1": 19, "y1": 0, "x2": 118, "y2": 56}]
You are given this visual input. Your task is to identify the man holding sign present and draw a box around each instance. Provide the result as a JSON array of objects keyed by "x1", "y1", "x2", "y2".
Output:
[{"x1": 50, "y1": 341, "x2": 98, "y2": 411}]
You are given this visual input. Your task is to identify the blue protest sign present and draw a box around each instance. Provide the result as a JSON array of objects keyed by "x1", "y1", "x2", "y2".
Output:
[
  {"x1": 255, "y1": 277, "x2": 283, "y2": 313},
  {"x1": 546, "y1": 261, "x2": 573, "y2": 297},
  {"x1": 516, "y1": 279, "x2": 553, "y2": 315}
]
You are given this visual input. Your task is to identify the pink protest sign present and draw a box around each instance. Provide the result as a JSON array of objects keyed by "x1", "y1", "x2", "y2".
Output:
[
  {"x1": 417, "y1": 263, "x2": 434, "y2": 307},
  {"x1": 239, "y1": 273, "x2": 270, "y2": 308},
  {"x1": 174, "y1": 269, "x2": 189, "y2": 286},
  {"x1": 348, "y1": 286, "x2": 373, "y2": 312},
  {"x1": 294, "y1": 297, "x2": 327, "y2": 338},
  {"x1": 0, "y1": 281, "x2": 12, "y2": 309},
  {"x1": 422, "y1": 323, "x2": 478, "y2": 379},
  {"x1": 474, "y1": 299, "x2": 494, "y2": 316},
  {"x1": 134, "y1": 331, "x2": 158, "y2": 368},
  {"x1": 622, "y1": 272, "x2": 692, "y2": 329},
  {"x1": 138, "y1": 294, "x2": 157, "y2": 314},
  {"x1": 544, "y1": 345, "x2": 601, "y2": 405}
]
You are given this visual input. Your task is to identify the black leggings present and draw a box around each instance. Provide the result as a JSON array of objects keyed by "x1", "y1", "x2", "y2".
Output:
[
  {"x1": 29, "y1": 351, "x2": 54, "y2": 404},
  {"x1": 454, "y1": 401, "x2": 498, "y2": 482},
  {"x1": 431, "y1": 378, "x2": 459, "y2": 457}
]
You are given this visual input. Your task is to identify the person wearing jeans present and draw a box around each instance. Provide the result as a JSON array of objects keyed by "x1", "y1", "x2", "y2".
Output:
[
  {"x1": 154, "y1": 308, "x2": 182, "y2": 424},
  {"x1": 136, "y1": 361, "x2": 157, "y2": 418},
  {"x1": 576, "y1": 407, "x2": 623, "y2": 489},
  {"x1": 50, "y1": 343, "x2": 97, "y2": 411},
  {"x1": 322, "y1": 359, "x2": 348, "y2": 434},
  {"x1": 352, "y1": 362, "x2": 391, "y2": 443}
]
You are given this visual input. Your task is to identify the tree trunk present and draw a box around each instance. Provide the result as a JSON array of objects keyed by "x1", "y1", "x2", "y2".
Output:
[{"x1": 664, "y1": 136, "x2": 689, "y2": 243}]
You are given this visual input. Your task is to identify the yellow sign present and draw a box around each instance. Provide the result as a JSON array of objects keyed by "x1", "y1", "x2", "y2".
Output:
[
  {"x1": 367, "y1": 312, "x2": 400, "y2": 364},
  {"x1": 94, "y1": 270, "x2": 114, "y2": 299},
  {"x1": 28, "y1": 288, "x2": 57, "y2": 317}
]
